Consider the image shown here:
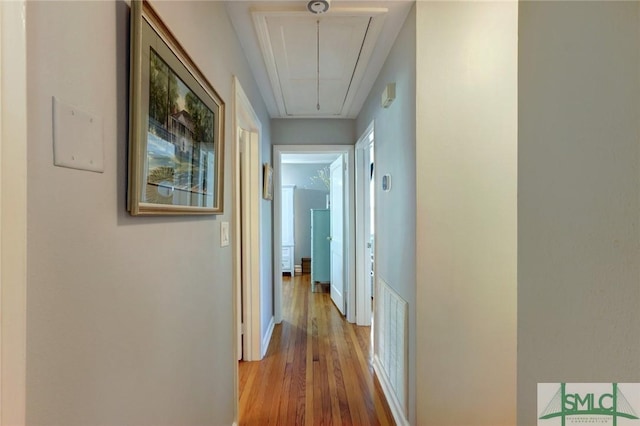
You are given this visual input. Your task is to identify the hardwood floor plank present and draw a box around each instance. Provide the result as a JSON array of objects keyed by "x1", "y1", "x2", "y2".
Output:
[
  {"x1": 239, "y1": 274, "x2": 395, "y2": 426},
  {"x1": 321, "y1": 296, "x2": 344, "y2": 426},
  {"x1": 345, "y1": 323, "x2": 379, "y2": 424},
  {"x1": 323, "y1": 298, "x2": 353, "y2": 425}
]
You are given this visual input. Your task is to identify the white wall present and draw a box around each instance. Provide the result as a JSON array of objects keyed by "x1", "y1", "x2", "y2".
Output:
[
  {"x1": 518, "y1": 2, "x2": 640, "y2": 423},
  {"x1": 25, "y1": 1, "x2": 270, "y2": 424},
  {"x1": 282, "y1": 163, "x2": 331, "y2": 192},
  {"x1": 260, "y1": 127, "x2": 273, "y2": 344},
  {"x1": 271, "y1": 118, "x2": 355, "y2": 145},
  {"x1": 415, "y1": 2, "x2": 517, "y2": 425},
  {"x1": 356, "y1": 5, "x2": 416, "y2": 424}
]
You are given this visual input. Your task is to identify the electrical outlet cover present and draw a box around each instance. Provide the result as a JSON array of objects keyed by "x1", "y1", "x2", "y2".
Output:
[{"x1": 52, "y1": 96, "x2": 104, "y2": 173}]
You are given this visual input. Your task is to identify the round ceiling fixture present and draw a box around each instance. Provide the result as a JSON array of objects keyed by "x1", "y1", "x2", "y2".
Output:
[{"x1": 307, "y1": 0, "x2": 330, "y2": 14}]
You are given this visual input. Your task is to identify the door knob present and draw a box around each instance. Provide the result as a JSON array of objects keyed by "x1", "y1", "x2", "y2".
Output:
[{"x1": 327, "y1": 236, "x2": 332, "y2": 241}]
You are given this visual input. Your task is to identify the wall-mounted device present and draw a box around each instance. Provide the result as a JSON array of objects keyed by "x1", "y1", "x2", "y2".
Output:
[
  {"x1": 381, "y1": 82, "x2": 396, "y2": 108},
  {"x1": 382, "y1": 174, "x2": 391, "y2": 192}
]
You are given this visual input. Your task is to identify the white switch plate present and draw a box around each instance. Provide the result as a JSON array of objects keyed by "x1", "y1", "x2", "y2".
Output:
[
  {"x1": 52, "y1": 96, "x2": 104, "y2": 173},
  {"x1": 221, "y1": 221, "x2": 230, "y2": 247}
]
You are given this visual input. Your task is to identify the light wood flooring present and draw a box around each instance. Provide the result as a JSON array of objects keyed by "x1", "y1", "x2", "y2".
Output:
[{"x1": 239, "y1": 274, "x2": 395, "y2": 425}]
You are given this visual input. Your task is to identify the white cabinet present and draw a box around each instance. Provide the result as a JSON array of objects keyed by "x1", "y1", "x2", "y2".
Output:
[
  {"x1": 282, "y1": 246, "x2": 293, "y2": 274},
  {"x1": 281, "y1": 185, "x2": 295, "y2": 275}
]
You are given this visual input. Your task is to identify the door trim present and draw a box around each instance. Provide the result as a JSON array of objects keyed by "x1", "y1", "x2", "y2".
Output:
[
  {"x1": 233, "y1": 77, "x2": 263, "y2": 362},
  {"x1": 355, "y1": 122, "x2": 374, "y2": 326},
  {"x1": 233, "y1": 77, "x2": 263, "y2": 424},
  {"x1": 273, "y1": 145, "x2": 356, "y2": 324},
  {"x1": 0, "y1": 1, "x2": 28, "y2": 424}
]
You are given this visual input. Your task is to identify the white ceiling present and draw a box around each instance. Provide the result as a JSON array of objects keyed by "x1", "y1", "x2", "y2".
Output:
[{"x1": 226, "y1": 1, "x2": 414, "y2": 119}]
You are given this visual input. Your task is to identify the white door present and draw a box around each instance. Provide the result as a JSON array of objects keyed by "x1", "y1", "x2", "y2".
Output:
[{"x1": 330, "y1": 156, "x2": 345, "y2": 315}]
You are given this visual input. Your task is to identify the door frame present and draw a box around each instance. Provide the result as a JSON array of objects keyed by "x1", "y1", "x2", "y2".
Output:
[
  {"x1": 232, "y1": 76, "x2": 263, "y2": 426},
  {"x1": 273, "y1": 145, "x2": 356, "y2": 324},
  {"x1": 233, "y1": 77, "x2": 263, "y2": 362},
  {"x1": 355, "y1": 121, "x2": 374, "y2": 326},
  {"x1": 0, "y1": 1, "x2": 28, "y2": 424}
]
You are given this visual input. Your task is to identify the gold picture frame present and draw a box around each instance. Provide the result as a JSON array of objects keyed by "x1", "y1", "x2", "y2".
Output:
[
  {"x1": 128, "y1": 0, "x2": 225, "y2": 215},
  {"x1": 263, "y1": 163, "x2": 273, "y2": 201}
]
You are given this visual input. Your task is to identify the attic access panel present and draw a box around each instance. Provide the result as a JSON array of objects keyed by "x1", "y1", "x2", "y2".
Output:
[{"x1": 253, "y1": 8, "x2": 387, "y2": 118}]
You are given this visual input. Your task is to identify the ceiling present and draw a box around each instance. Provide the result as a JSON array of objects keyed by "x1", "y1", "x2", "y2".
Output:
[{"x1": 226, "y1": 1, "x2": 413, "y2": 119}]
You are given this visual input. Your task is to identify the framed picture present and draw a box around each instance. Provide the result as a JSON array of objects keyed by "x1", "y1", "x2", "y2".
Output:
[
  {"x1": 128, "y1": 0, "x2": 225, "y2": 215},
  {"x1": 263, "y1": 163, "x2": 273, "y2": 200}
]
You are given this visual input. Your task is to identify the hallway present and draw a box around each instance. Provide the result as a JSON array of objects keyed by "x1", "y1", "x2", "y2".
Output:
[{"x1": 239, "y1": 274, "x2": 394, "y2": 425}]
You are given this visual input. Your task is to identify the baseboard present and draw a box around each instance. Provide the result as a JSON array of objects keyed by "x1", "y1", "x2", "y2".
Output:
[
  {"x1": 261, "y1": 316, "x2": 275, "y2": 358},
  {"x1": 373, "y1": 356, "x2": 410, "y2": 426}
]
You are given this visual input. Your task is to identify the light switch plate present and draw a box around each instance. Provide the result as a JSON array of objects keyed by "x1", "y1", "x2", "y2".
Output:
[
  {"x1": 221, "y1": 221, "x2": 230, "y2": 247},
  {"x1": 52, "y1": 96, "x2": 104, "y2": 173}
]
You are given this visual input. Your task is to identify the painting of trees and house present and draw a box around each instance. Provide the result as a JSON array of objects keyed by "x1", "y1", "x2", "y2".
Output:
[{"x1": 145, "y1": 48, "x2": 215, "y2": 207}]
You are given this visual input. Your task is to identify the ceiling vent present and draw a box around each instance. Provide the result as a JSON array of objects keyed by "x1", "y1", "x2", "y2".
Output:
[{"x1": 307, "y1": 0, "x2": 330, "y2": 14}]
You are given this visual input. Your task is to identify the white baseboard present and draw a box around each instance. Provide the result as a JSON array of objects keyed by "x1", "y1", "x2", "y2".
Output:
[
  {"x1": 373, "y1": 356, "x2": 410, "y2": 426},
  {"x1": 261, "y1": 316, "x2": 275, "y2": 358}
]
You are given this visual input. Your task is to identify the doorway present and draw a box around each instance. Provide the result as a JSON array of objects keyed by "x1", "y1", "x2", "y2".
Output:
[
  {"x1": 232, "y1": 77, "x2": 264, "y2": 426},
  {"x1": 233, "y1": 78, "x2": 263, "y2": 363},
  {"x1": 279, "y1": 152, "x2": 347, "y2": 314},
  {"x1": 273, "y1": 145, "x2": 356, "y2": 324},
  {"x1": 355, "y1": 123, "x2": 375, "y2": 326}
]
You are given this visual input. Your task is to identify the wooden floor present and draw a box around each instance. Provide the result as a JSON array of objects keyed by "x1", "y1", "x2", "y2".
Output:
[{"x1": 239, "y1": 274, "x2": 395, "y2": 426}]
